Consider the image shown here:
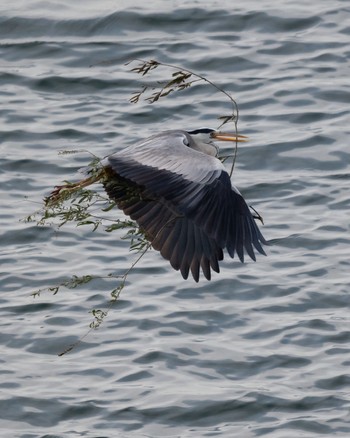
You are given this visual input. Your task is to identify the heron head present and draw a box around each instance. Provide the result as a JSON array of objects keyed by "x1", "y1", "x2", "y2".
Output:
[{"x1": 187, "y1": 128, "x2": 247, "y2": 157}]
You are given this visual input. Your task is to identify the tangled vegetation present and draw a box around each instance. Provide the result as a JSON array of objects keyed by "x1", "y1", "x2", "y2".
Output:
[{"x1": 25, "y1": 59, "x2": 241, "y2": 354}]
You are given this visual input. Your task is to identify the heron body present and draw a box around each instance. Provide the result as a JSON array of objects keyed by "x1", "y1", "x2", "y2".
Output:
[{"x1": 98, "y1": 128, "x2": 267, "y2": 281}]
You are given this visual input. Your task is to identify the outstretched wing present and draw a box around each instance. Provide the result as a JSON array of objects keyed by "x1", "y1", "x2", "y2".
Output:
[
  {"x1": 103, "y1": 130, "x2": 266, "y2": 281},
  {"x1": 103, "y1": 175, "x2": 223, "y2": 281}
]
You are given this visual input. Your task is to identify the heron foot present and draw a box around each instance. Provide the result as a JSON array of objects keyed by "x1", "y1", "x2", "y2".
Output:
[{"x1": 45, "y1": 172, "x2": 104, "y2": 206}]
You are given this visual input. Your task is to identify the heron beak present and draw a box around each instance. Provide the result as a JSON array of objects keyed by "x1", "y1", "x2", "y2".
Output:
[{"x1": 211, "y1": 131, "x2": 248, "y2": 142}]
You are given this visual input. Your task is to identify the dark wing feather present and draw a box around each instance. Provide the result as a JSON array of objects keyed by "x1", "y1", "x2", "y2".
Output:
[{"x1": 103, "y1": 171, "x2": 224, "y2": 282}]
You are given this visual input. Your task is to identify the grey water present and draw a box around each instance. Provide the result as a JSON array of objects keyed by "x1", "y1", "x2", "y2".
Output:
[{"x1": 1, "y1": 0, "x2": 350, "y2": 436}]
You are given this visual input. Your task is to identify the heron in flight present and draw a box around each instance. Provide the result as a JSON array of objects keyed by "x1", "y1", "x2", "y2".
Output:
[{"x1": 47, "y1": 128, "x2": 267, "y2": 281}]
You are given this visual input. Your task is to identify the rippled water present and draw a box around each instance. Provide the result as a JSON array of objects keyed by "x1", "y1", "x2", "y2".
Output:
[{"x1": 1, "y1": 0, "x2": 350, "y2": 436}]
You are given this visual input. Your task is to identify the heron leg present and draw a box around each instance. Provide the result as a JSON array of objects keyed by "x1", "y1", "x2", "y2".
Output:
[{"x1": 45, "y1": 170, "x2": 105, "y2": 206}]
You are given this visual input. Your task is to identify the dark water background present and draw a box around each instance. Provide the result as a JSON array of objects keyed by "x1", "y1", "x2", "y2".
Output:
[{"x1": 1, "y1": 1, "x2": 350, "y2": 436}]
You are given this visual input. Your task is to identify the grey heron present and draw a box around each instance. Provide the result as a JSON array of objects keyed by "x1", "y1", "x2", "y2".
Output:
[{"x1": 47, "y1": 128, "x2": 267, "y2": 281}]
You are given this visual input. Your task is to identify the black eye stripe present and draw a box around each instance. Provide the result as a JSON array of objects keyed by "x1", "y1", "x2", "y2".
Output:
[{"x1": 188, "y1": 128, "x2": 215, "y2": 135}]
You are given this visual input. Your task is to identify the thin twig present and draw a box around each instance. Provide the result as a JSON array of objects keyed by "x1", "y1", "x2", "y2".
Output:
[{"x1": 129, "y1": 59, "x2": 240, "y2": 176}]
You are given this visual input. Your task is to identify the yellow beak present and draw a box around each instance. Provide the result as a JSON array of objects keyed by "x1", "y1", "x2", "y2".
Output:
[{"x1": 211, "y1": 131, "x2": 248, "y2": 142}]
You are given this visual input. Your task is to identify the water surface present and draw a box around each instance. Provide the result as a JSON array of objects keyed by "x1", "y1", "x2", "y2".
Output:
[{"x1": 1, "y1": 1, "x2": 350, "y2": 437}]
